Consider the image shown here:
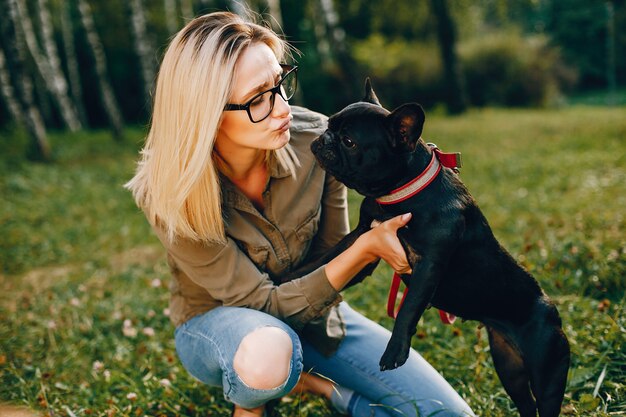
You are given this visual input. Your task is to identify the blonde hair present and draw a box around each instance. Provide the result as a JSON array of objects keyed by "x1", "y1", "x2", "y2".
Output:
[{"x1": 125, "y1": 11, "x2": 298, "y2": 244}]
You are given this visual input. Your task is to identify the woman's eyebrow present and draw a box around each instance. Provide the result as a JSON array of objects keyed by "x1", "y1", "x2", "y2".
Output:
[{"x1": 241, "y1": 69, "x2": 282, "y2": 102}]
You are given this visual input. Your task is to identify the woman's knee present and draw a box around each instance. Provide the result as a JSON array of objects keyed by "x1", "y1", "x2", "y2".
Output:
[{"x1": 233, "y1": 326, "x2": 296, "y2": 390}]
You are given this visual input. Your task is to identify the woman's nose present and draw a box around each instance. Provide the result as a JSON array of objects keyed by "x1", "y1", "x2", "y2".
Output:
[{"x1": 272, "y1": 92, "x2": 291, "y2": 118}]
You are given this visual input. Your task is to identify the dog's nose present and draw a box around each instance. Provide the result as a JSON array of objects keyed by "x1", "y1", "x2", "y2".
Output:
[{"x1": 320, "y1": 131, "x2": 334, "y2": 146}]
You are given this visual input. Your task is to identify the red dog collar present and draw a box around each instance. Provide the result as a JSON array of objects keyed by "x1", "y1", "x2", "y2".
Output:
[
  {"x1": 383, "y1": 144, "x2": 461, "y2": 324},
  {"x1": 376, "y1": 144, "x2": 461, "y2": 205}
]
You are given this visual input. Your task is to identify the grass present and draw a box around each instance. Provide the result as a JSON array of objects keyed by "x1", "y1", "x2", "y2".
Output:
[{"x1": 1, "y1": 105, "x2": 625, "y2": 416}]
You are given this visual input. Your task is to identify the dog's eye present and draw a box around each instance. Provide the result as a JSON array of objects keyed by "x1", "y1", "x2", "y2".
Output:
[{"x1": 341, "y1": 136, "x2": 356, "y2": 149}]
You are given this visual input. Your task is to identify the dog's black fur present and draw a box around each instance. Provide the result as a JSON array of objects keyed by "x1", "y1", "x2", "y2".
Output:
[{"x1": 291, "y1": 81, "x2": 570, "y2": 417}]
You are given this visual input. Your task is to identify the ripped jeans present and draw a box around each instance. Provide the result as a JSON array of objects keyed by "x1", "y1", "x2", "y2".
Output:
[{"x1": 174, "y1": 302, "x2": 475, "y2": 416}]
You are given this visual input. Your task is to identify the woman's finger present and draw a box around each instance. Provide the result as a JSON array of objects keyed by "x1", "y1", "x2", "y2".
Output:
[{"x1": 386, "y1": 213, "x2": 412, "y2": 231}]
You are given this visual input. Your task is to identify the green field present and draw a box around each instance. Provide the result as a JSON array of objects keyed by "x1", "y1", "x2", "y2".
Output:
[{"x1": 1, "y1": 106, "x2": 624, "y2": 416}]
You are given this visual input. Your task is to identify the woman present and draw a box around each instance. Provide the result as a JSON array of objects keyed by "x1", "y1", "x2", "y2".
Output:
[{"x1": 126, "y1": 11, "x2": 474, "y2": 417}]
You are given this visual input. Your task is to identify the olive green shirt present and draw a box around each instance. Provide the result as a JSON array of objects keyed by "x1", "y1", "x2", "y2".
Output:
[{"x1": 152, "y1": 106, "x2": 350, "y2": 354}]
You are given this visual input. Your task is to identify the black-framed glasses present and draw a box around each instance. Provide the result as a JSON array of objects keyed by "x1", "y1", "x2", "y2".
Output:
[{"x1": 224, "y1": 64, "x2": 298, "y2": 123}]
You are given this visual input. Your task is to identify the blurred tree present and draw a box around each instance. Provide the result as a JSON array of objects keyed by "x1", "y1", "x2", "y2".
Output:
[
  {"x1": 36, "y1": 0, "x2": 84, "y2": 130},
  {"x1": 76, "y1": 0, "x2": 124, "y2": 139},
  {"x1": 14, "y1": 0, "x2": 81, "y2": 131},
  {"x1": 265, "y1": 0, "x2": 284, "y2": 31},
  {"x1": 164, "y1": 0, "x2": 178, "y2": 34},
  {"x1": 317, "y1": 0, "x2": 358, "y2": 99},
  {"x1": 495, "y1": 0, "x2": 626, "y2": 91},
  {"x1": 0, "y1": 0, "x2": 50, "y2": 160},
  {"x1": 306, "y1": 0, "x2": 331, "y2": 67},
  {"x1": 430, "y1": 0, "x2": 467, "y2": 114},
  {"x1": 181, "y1": 0, "x2": 194, "y2": 20},
  {"x1": 0, "y1": 49, "x2": 22, "y2": 122},
  {"x1": 0, "y1": 0, "x2": 624, "y2": 135},
  {"x1": 61, "y1": 0, "x2": 88, "y2": 126},
  {"x1": 128, "y1": 0, "x2": 156, "y2": 104},
  {"x1": 546, "y1": 0, "x2": 610, "y2": 88},
  {"x1": 606, "y1": 1, "x2": 617, "y2": 101}
]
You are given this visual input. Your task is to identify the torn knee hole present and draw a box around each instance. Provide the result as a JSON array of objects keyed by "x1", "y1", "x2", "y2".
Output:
[{"x1": 233, "y1": 326, "x2": 293, "y2": 390}]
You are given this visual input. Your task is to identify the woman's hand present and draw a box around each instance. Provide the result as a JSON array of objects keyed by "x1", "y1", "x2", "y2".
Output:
[
  {"x1": 358, "y1": 213, "x2": 413, "y2": 275},
  {"x1": 325, "y1": 213, "x2": 413, "y2": 291}
]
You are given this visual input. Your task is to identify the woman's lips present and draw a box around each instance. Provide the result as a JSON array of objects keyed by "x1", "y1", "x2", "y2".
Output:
[{"x1": 277, "y1": 119, "x2": 291, "y2": 132}]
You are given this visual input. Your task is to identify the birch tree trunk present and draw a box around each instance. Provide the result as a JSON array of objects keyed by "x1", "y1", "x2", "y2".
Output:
[
  {"x1": 163, "y1": 0, "x2": 178, "y2": 34},
  {"x1": 129, "y1": 0, "x2": 156, "y2": 103},
  {"x1": 60, "y1": 0, "x2": 88, "y2": 126},
  {"x1": 1, "y1": 0, "x2": 51, "y2": 160},
  {"x1": 0, "y1": 46, "x2": 24, "y2": 124},
  {"x1": 14, "y1": 0, "x2": 81, "y2": 131},
  {"x1": 430, "y1": 0, "x2": 467, "y2": 114},
  {"x1": 76, "y1": 0, "x2": 124, "y2": 139},
  {"x1": 36, "y1": 0, "x2": 84, "y2": 128}
]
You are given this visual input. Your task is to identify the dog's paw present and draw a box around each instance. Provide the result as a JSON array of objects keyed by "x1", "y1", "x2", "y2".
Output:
[{"x1": 379, "y1": 341, "x2": 410, "y2": 371}]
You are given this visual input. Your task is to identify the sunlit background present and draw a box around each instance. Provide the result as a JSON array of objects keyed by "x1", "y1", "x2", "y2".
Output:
[{"x1": 1, "y1": 1, "x2": 624, "y2": 416}]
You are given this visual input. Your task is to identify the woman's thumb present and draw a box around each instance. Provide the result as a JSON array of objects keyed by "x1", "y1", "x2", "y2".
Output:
[{"x1": 391, "y1": 212, "x2": 412, "y2": 229}]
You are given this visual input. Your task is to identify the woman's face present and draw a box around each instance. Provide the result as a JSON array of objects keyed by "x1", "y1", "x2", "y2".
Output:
[{"x1": 217, "y1": 42, "x2": 292, "y2": 154}]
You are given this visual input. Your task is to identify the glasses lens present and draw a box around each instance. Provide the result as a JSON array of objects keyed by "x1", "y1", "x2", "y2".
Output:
[
  {"x1": 280, "y1": 69, "x2": 297, "y2": 101},
  {"x1": 247, "y1": 67, "x2": 297, "y2": 122},
  {"x1": 248, "y1": 90, "x2": 274, "y2": 122}
]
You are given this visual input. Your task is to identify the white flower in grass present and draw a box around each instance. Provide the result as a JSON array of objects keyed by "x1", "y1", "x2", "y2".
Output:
[
  {"x1": 92, "y1": 361, "x2": 105, "y2": 372},
  {"x1": 163, "y1": 308, "x2": 170, "y2": 317},
  {"x1": 142, "y1": 327, "x2": 155, "y2": 337},
  {"x1": 122, "y1": 319, "x2": 137, "y2": 338},
  {"x1": 127, "y1": 392, "x2": 138, "y2": 401},
  {"x1": 47, "y1": 320, "x2": 57, "y2": 330},
  {"x1": 159, "y1": 378, "x2": 172, "y2": 388},
  {"x1": 123, "y1": 327, "x2": 137, "y2": 338},
  {"x1": 70, "y1": 297, "x2": 81, "y2": 307},
  {"x1": 151, "y1": 278, "x2": 162, "y2": 288}
]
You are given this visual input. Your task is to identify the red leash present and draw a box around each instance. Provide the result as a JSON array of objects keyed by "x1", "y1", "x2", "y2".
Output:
[
  {"x1": 387, "y1": 272, "x2": 456, "y2": 324},
  {"x1": 383, "y1": 144, "x2": 461, "y2": 325}
]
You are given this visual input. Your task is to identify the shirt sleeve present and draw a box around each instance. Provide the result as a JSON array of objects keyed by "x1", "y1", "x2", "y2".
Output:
[
  {"x1": 157, "y1": 228, "x2": 343, "y2": 331},
  {"x1": 307, "y1": 172, "x2": 351, "y2": 260}
]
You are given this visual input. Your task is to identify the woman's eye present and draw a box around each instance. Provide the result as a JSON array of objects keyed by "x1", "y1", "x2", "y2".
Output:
[
  {"x1": 249, "y1": 94, "x2": 266, "y2": 108},
  {"x1": 341, "y1": 136, "x2": 356, "y2": 148}
]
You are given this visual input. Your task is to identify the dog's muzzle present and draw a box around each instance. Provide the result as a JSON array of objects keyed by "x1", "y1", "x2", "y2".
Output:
[{"x1": 311, "y1": 134, "x2": 339, "y2": 166}]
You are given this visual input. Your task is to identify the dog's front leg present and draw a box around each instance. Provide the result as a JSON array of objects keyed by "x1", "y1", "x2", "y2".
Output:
[{"x1": 379, "y1": 259, "x2": 441, "y2": 371}]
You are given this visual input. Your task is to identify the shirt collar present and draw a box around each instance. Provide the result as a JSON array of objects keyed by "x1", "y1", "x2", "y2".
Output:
[
  {"x1": 268, "y1": 150, "x2": 292, "y2": 179},
  {"x1": 220, "y1": 150, "x2": 290, "y2": 210}
]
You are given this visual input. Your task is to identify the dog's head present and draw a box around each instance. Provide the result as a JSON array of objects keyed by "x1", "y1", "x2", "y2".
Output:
[{"x1": 311, "y1": 79, "x2": 426, "y2": 197}]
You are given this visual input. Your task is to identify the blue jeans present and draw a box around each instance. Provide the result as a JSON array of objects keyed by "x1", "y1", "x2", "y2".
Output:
[{"x1": 174, "y1": 302, "x2": 475, "y2": 416}]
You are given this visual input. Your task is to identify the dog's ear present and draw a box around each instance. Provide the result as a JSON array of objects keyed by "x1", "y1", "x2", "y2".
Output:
[
  {"x1": 386, "y1": 103, "x2": 425, "y2": 152},
  {"x1": 362, "y1": 78, "x2": 381, "y2": 106}
]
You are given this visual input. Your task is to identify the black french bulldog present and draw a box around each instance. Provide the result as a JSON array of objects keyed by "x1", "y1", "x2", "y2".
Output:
[{"x1": 307, "y1": 80, "x2": 571, "y2": 417}]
